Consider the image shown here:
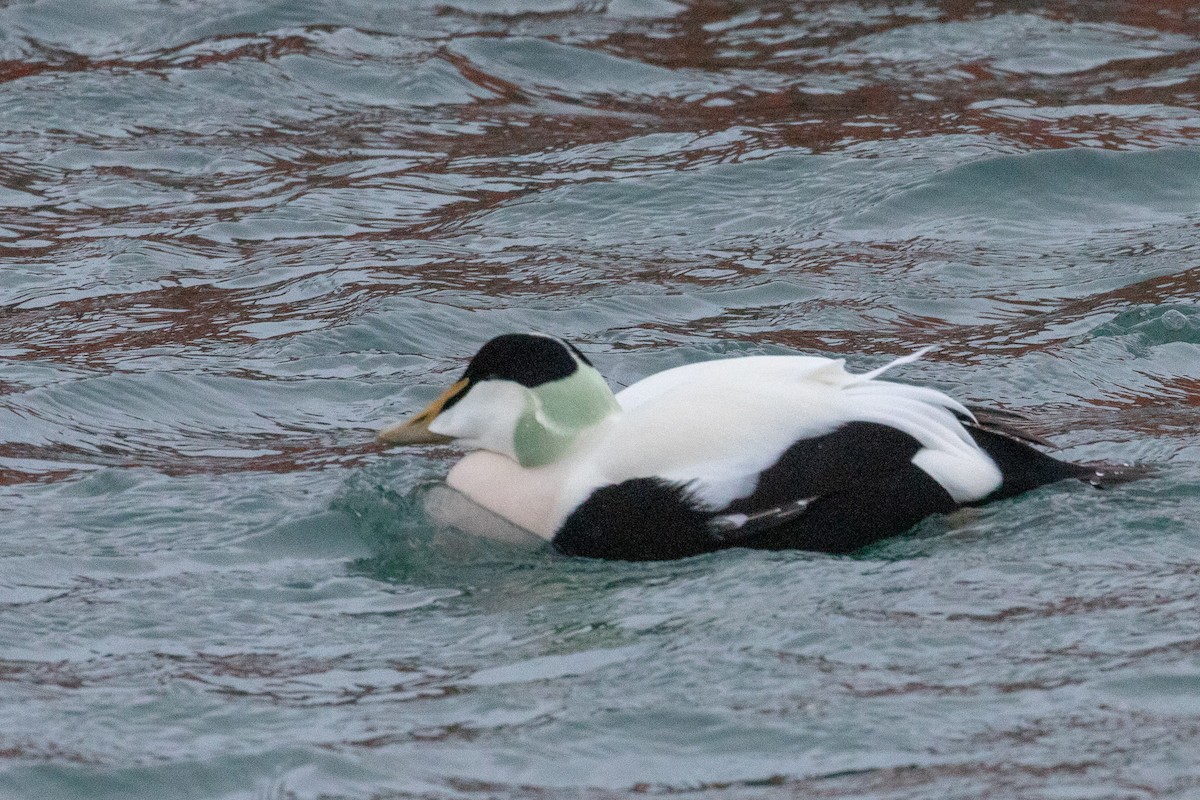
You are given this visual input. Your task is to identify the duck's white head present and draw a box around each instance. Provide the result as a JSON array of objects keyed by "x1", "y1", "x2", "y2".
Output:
[{"x1": 378, "y1": 333, "x2": 620, "y2": 468}]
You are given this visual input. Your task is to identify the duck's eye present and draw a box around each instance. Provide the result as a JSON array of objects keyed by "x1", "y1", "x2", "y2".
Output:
[{"x1": 440, "y1": 380, "x2": 473, "y2": 413}]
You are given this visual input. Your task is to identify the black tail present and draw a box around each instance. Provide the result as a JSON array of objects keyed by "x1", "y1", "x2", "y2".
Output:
[
  {"x1": 1077, "y1": 461, "x2": 1155, "y2": 488},
  {"x1": 966, "y1": 425, "x2": 1147, "y2": 501}
]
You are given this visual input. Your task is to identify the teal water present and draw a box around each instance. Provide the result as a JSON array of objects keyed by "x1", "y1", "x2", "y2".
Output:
[{"x1": 2, "y1": 1, "x2": 1199, "y2": 798}]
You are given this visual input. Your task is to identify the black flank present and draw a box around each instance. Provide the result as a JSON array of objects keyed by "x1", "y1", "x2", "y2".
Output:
[
  {"x1": 553, "y1": 420, "x2": 1117, "y2": 562},
  {"x1": 554, "y1": 479, "x2": 719, "y2": 561},
  {"x1": 725, "y1": 422, "x2": 959, "y2": 554},
  {"x1": 555, "y1": 422, "x2": 961, "y2": 561}
]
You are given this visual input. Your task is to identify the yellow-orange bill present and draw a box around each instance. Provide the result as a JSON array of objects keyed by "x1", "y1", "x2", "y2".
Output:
[{"x1": 376, "y1": 378, "x2": 468, "y2": 445}]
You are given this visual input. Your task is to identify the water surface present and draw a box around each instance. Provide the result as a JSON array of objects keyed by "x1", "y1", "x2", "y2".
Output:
[{"x1": 2, "y1": 1, "x2": 1200, "y2": 798}]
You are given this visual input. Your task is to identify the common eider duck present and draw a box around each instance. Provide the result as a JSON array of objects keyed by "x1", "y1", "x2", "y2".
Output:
[{"x1": 378, "y1": 333, "x2": 1126, "y2": 561}]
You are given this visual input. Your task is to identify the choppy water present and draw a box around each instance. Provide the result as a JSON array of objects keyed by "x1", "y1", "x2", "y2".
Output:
[{"x1": 2, "y1": 1, "x2": 1199, "y2": 798}]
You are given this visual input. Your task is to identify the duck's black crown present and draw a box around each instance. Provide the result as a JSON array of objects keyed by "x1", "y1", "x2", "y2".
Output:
[{"x1": 462, "y1": 333, "x2": 591, "y2": 388}]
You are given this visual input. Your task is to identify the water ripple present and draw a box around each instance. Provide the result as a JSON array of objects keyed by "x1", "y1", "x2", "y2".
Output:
[{"x1": 3, "y1": 1, "x2": 1200, "y2": 798}]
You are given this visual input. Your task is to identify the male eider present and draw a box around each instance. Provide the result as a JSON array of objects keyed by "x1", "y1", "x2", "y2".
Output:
[{"x1": 378, "y1": 333, "x2": 1127, "y2": 561}]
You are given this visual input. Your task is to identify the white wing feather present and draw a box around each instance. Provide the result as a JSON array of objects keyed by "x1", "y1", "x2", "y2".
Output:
[{"x1": 598, "y1": 352, "x2": 1001, "y2": 509}]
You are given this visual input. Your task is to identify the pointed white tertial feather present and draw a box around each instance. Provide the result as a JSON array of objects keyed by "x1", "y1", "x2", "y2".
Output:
[
  {"x1": 842, "y1": 390, "x2": 975, "y2": 451},
  {"x1": 853, "y1": 380, "x2": 977, "y2": 423},
  {"x1": 856, "y1": 346, "x2": 935, "y2": 383}
]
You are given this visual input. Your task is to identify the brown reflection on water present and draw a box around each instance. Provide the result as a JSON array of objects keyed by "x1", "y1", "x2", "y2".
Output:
[
  {"x1": 4, "y1": 285, "x2": 261, "y2": 361},
  {"x1": 1, "y1": 0, "x2": 1198, "y2": 482},
  {"x1": 0, "y1": 32, "x2": 317, "y2": 85},
  {"x1": 0, "y1": 436, "x2": 385, "y2": 482}
]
